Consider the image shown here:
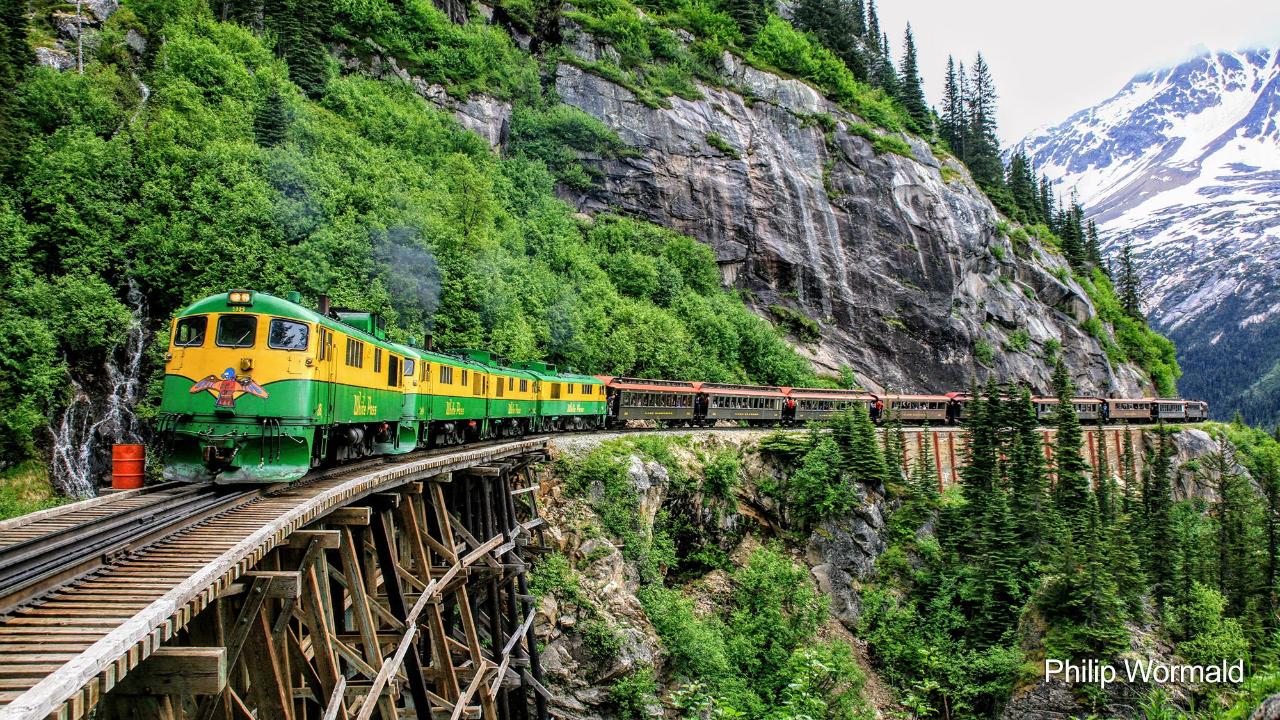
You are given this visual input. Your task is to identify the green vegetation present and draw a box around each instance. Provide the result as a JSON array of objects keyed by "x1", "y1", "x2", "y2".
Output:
[
  {"x1": 643, "y1": 546, "x2": 871, "y2": 719},
  {"x1": 0, "y1": 462, "x2": 66, "y2": 520},
  {"x1": 0, "y1": 0, "x2": 825, "y2": 468},
  {"x1": 767, "y1": 304, "x2": 821, "y2": 343},
  {"x1": 704, "y1": 131, "x2": 740, "y2": 159},
  {"x1": 845, "y1": 121, "x2": 913, "y2": 157},
  {"x1": 1004, "y1": 328, "x2": 1029, "y2": 353},
  {"x1": 1076, "y1": 268, "x2": 1181, "y2": 396},
  {"x1": 974, "y1": 339, "x2": 994, "y2": 366},
  {"x1": 862, "y1": 382, "x2": 1280, "y2": 718}
]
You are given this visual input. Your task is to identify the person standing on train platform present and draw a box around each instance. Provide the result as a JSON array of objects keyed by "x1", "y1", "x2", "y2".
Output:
[{"x1": 871, "y1": 398, "x2": 884, "y2": 424}]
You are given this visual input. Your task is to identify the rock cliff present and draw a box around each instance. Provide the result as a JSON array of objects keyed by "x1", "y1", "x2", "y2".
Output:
[
  {"x1": 548, "y1": 22, "x2": 1150, "y2": 395},
  {"x1": 346, "y1": 13, "x2": 1154, "y2": 396}
]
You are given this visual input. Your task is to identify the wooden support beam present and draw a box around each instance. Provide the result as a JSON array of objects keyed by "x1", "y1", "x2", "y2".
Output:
[
  {"x1": 112, "y1": 647, "x2": 227, "y2": 697},
  {"x1": 327, "y1": 507, "x2": 373, "y2": 526},
  {"x1": 240, "y1": 571, "x2": 302, "y2": 599},
  {"x1": 287, "y1": 530, "x2": 342, "y2": 550}
]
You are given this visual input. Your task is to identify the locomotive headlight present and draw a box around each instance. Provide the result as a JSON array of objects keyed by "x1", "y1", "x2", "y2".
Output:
[{"x1": 227, "y1": 290, "x2": 254, "y2": 305}]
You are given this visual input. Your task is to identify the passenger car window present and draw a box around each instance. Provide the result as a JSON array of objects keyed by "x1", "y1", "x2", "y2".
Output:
[
  {"x1": 268, "y1": 318, "x2": 309, "y2": 351},
  {"x1": 216, "y1": 315, "x2": 257, "y2": 348},
  {"x1": 174, "y1": 316, "x2": 207, "y2": 347},
  {"x1": 404, "y1": 358, "x2": 416, "y2": 377}
]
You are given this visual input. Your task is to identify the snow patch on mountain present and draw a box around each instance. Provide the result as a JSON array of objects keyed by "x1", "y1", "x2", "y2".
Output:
[{"x1": 1014, "y1": 47, "x2": 1280, "y2": 423}]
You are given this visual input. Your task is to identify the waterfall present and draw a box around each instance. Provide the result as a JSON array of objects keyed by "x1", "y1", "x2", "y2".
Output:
[{"x1": 47, "y1": 280, "x2": 149, "y2": 498}]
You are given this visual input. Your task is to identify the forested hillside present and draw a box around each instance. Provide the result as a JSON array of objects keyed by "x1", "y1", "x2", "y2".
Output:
[{"x1": 0, "y1": 0, "x2": 1177, "y2": 493}]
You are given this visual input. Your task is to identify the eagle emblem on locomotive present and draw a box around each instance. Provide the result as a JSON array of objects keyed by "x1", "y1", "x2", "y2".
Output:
[{"x1": 190, "y1": 368, "x2": 269, "y2": 408}]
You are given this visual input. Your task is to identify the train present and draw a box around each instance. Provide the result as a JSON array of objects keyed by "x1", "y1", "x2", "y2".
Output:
[{"x1": 157, "y1": 291, "x2": 1208, "y2": 484}]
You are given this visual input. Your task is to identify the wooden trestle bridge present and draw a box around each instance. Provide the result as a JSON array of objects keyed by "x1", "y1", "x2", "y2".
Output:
[{"x1": 0, "y1": 439, "x2": 552, "y2": 720}]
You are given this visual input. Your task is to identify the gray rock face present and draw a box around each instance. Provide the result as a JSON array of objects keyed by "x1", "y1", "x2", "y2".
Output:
[
  {"x1": 545, "y1": 40, "x2": 1150, "y2": 396},
  {"x1": 1154, "y1": 427, "x2": 1258, "y2": 502},
  {"x1": 1253, "y1": 694, "x2": 1280, "y2": 720},
  {"x1": 806, "y1": 495, "x2": 886, "y2": 630}
]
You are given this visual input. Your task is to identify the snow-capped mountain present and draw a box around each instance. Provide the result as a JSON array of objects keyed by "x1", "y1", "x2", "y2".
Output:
[{"x1": 1015, "y1": 47, "x2": 1280, "y2": 424}]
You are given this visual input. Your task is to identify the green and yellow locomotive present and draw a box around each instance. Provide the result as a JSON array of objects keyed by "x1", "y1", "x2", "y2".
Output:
[{"x1": 157, "y1": 290, "x2": 606, "y2": 483}]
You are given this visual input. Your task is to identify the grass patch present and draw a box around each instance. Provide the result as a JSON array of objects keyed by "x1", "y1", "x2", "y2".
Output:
[
  {"x1": 705, "y1": 132, "x2": 740, "y2": 159},
  {"x1": 974, "y1": 339, "x2": 995, "y2": 367},
  {"x1": 0, "y1": 461, "x2": 65, "y2": 521},
  {"x1": 768, "y1": 304, "x2": 821, "y2": 343}
]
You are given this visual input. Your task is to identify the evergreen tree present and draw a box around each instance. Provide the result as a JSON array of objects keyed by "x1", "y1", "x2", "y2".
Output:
[
  {"x1": 910, "y1": 432, "x2": 939, "y2": 502},
  {"x1": 1038, "y1": 175, "x2": 1054, "y2": 225},
  {"x1": 896, "y1": 24, "x2": 928, "y2": 131},
  {"x1": 1008, "y1": 387, "x2": 1049, "y2": 566},
  {"x1": 940, "y1": 56, "x2": 965, "y2": 156},
  {"x1": 721, "y1": 0, "x2": 771, "y2": 40},
  {"x1": 1202, "y1": 435, "x2": 1256, "y2": 616},
  {"x1": 1145, "y1": 425, "x2": 1177, "y2": 601},
  {"x1": 262, "y1": 0, "x2": 332, "y2": 97},
  {"x1": 1109, "y1": 504, "x2": 1147, "y2": 617},
  {"x1": 1005, "y1": 151, "x2": 1039, "y2": 223},
  {"x1": 873, "y1": 32, "x2": 898, "y2": 95},
  {"x1": 883, "y1": 414, "x2": 907, "y2": 484},
  {"x1": 831, "y1": 405, "x2": 889, "y2": 490},
  {"x1": 1258, "y1": 451, "x2": 1280, "y2": 633},
  {"x1": 1085, "y1": 220, "x2": 1105, "y2": 271},
  {"x1": 1095, "y1": 421, "x2": 1115, "y2": 526},
  {"x1": 963, "y1": 53, "x2": 1005, "y2": 192},
  {"x1": 960, "y1": 382, "x2": 1001, "y2": 545},
  {"x1": 1116, "y1": 239, "x2": 1144, "y2": 320},
  {"x1": 1041, "y1": 497, "x2": 1129, "y2": 656},
  {"x1": 1059, "y1": 196, "x2": 1088, "y2": 269},
  {"x1": 0, "y1": 0, "x2": 32, "y2": 178},
  {"x1": 1050, "y1": 359, "x2": 1091, "y2": 531},
  {"x1": 792, "y1": 0, "x2": 866, "y2": 81},
  {"x1": 864, "y1": 0, "x2": 880, "y2": 51},
  {"x1": 253, "y1": 88, "x2": 290, "y2": 147},
  {"x1": 1121, "y1": 429, "x2": 1138, "y2": 516}
]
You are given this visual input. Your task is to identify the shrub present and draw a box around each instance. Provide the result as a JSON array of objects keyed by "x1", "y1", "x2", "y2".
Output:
[
  {"x1": 768, "y1": 304, "x2": 821, "y2": 343},
  {"x1": 974, "y1": 339, "x2": 995, "y2": 367},
  {"x1": 508, "y1": 103, "x2": 625, "y2": 189},
  {"x1": 610, "y1": 667, "x2": 659, "y2": 718},
  {"x1": 1005, "y1": 329, "x2": 1030, "y2": 353},
  {"x1": 705, "y1": 132, "x2": 740, "y2": 159}
]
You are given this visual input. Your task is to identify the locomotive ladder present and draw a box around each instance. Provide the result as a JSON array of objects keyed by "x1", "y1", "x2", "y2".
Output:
[{"x1": 0, "y1": 439, "x2": 554, "y2": 720}]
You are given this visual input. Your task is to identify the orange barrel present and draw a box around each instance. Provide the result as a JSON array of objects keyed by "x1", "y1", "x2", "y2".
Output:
[{"x1": 111, "y1": 444, "x2": 146, "y2": 489}]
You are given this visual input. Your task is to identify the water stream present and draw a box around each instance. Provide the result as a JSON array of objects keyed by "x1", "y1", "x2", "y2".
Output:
[{"x1": 47, "y1": 280, "x2": 149, "y2": 497}]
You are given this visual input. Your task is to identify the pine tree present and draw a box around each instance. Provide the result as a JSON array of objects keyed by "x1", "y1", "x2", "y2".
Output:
[
  {"x1": 883, "y1": 414, "x2": 907, "y2": 484},
  {"x1": 832, "y1": 405, "x2": 889, "y2": 490},
  {"x1": 0, "y1": 0, "x2": 32, "y2": 178},
  {"x1": 254, "y1": 88, "x2": 290, "y2": 147},
  {"x1": 1117, "y1": 239, "x2": 1144, "y2": 320},
  {"x1": 1121, "y1": 429, "x2": 1138, "y2": 516},
  {"x1": 910, "y1": 432, "x2": 939, "y2": 502},
  {"x1": 1095, "y1": 420, "x2": 1115, "y2": 526},
  {"x1": 961, "y1": 383, "x2": 1000, "y2": 546},
  {"x1": 940, "y1": 56, "x2": 964, "y2": 156},
  {"x1": 1038, "y1": 175, "x2": 1054, "y2": 225},
  {"x1": 864, "y1": 0, "x2": 880, "y2": 50},
  {"x1": 1145, "y1": 425, "x2": 1177, "y2": 602},
  {"x1": 1202, "y1": 435, "x2": 1255, "y2": 616},
  {"x1": 1005, "y1": 151, "x2": 1039, "y2": 223},
  {"x1": 1258, "y1": 451, "x2": 1280, "y2": 633},
  {"x1": 896, "y1": 24, "x2": 928, "y2": 131},
  {"x1": 721, "y1": 0, "x2": 771, "y2": 40},
  {"x1": 1085, "y1": 220, "x2": 1105, "y2": 270},
  {"x1": 874, "y1": 32, "x2": 898, "y2": 95},
  {"x1": 1008, "y1": 387, "x2": 1049, "y2": 565},
  {"x1": 1050, "y1": 359, "x2": 1091, "y2": 532},
  {"x1": 793, "y1": 0, "x2": 866, "y2": 81},
  {"x1": 964, "y1": 53, "x2": 1005, "y2": 191}
]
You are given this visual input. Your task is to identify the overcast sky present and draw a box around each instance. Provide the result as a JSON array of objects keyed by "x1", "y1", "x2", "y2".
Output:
[{"x1": 874, "y1": 0, "x2": 1280, "y2": 144}]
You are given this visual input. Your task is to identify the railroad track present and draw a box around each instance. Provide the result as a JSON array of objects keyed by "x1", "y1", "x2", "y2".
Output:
[{"x1": 0, "y1": 439, "x2": 548, "y2": 720}]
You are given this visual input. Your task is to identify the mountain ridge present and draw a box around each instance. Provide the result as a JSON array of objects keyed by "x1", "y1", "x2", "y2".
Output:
[{"x1": 1015, "y1": 45, "x2": 1280, "y2": 423}]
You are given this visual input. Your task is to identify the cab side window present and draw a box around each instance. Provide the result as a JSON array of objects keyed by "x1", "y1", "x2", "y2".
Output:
[
  {"x1": 268, "y1": 319, "x2": 309, "y2": 351},
  {"x1": 216, "y1": 315, "x2": 257, "y2": 348},
  {"x1": 174, "y1": 316, "x2": 207, "y2": 347}
]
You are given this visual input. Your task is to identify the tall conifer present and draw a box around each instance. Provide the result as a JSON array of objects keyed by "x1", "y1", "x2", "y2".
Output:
[
  {"x1": 897, "y1": 24, "x2": 928, "y2": 130},
  {"x1": 1050, "y1": 359, "x2": 1091, "y2": 532}
]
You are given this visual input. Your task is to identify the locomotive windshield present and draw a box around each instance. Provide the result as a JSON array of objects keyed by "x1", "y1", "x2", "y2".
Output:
[
  {"x1": 267, "y1": 318, "x2": 309, "y2": 351},
  {"x1": 216, "y1": 315, "x2": 257, "y2": 348},
  {"x1": 174, "y1": 316, "x2": 207, "y2": 347}
]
